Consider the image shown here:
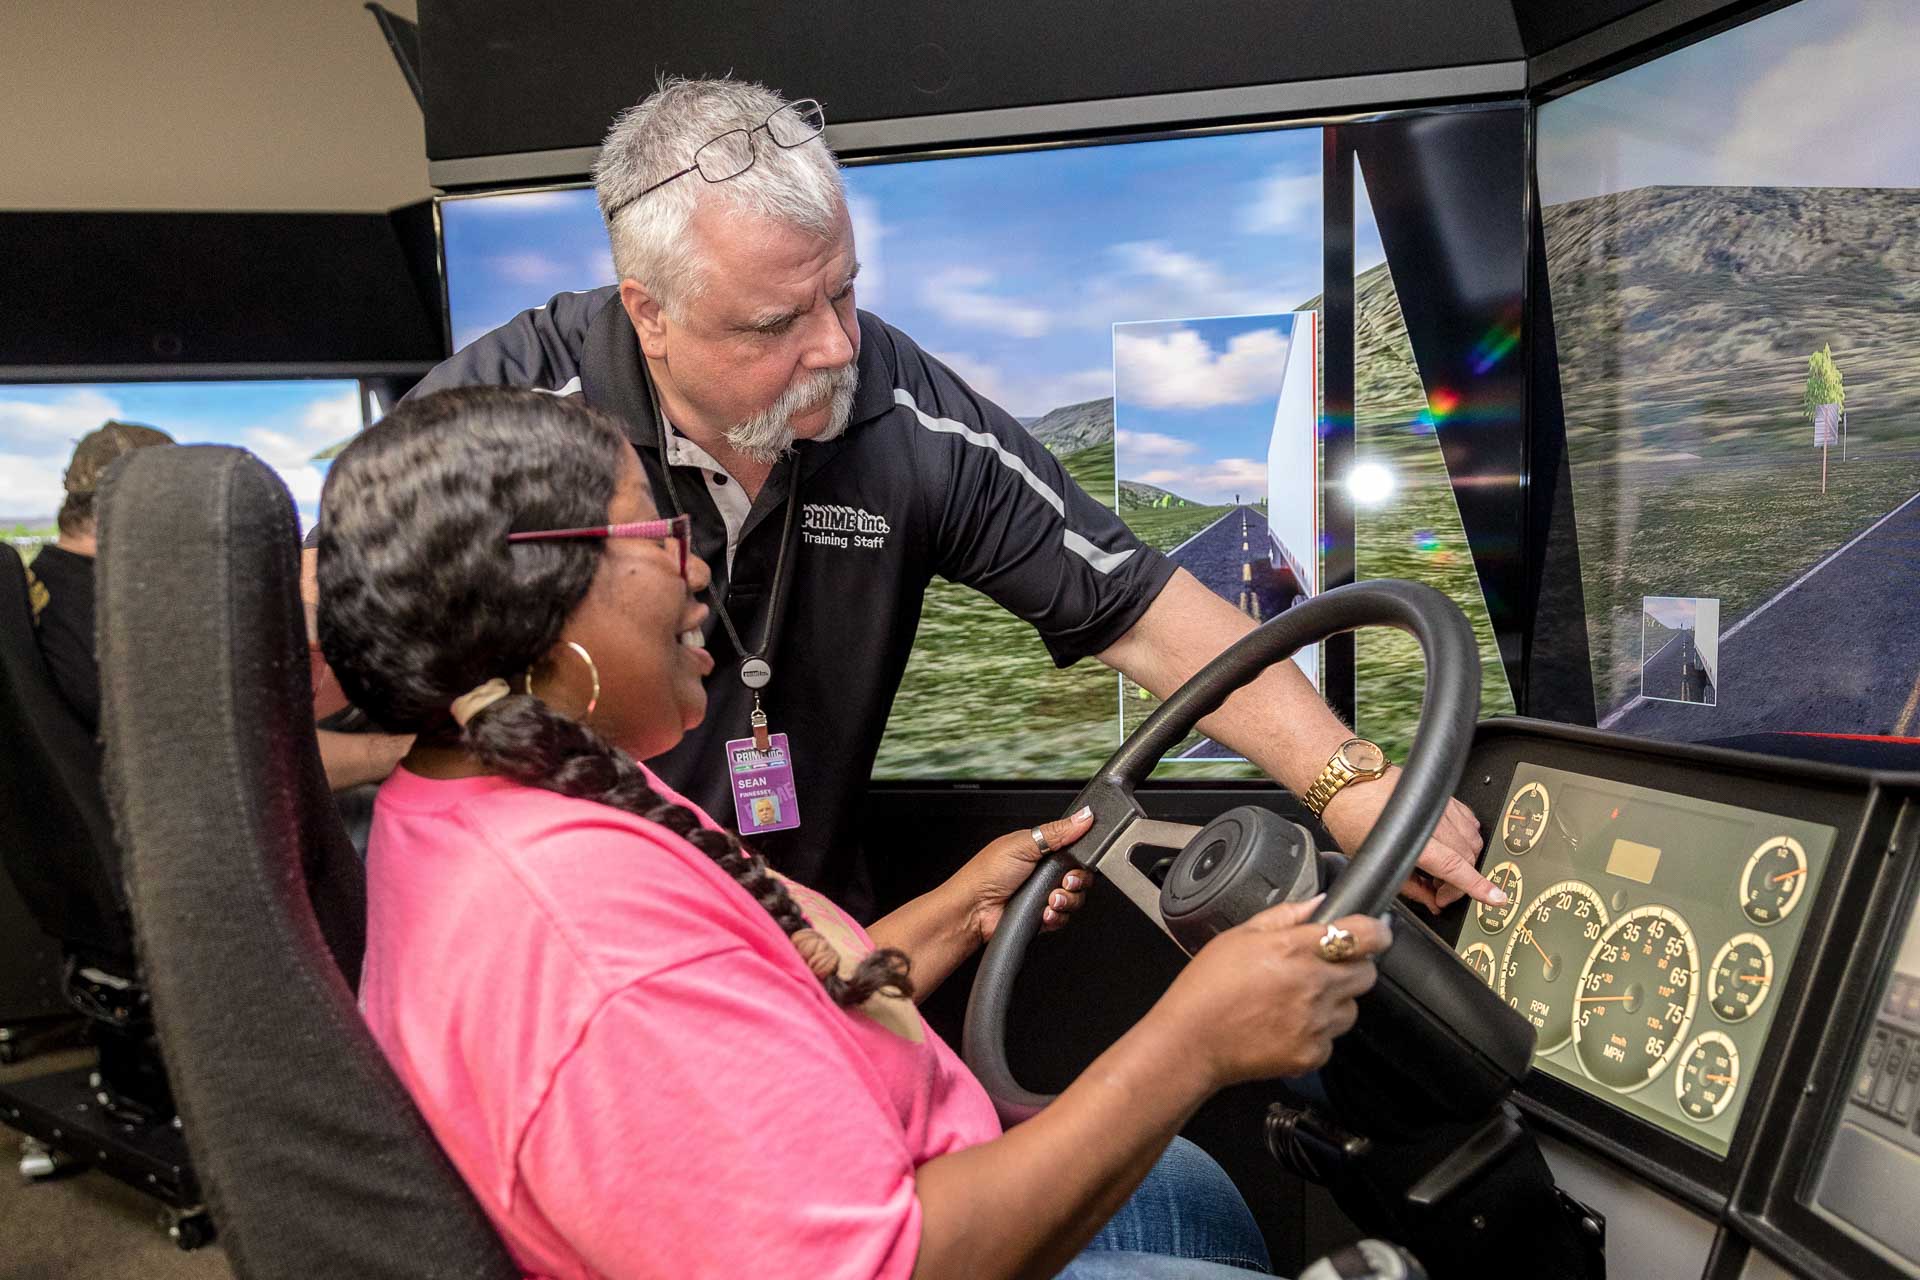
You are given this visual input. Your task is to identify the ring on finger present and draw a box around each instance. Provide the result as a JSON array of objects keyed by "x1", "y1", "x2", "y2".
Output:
[
  {"x1": 1029, "y1": 826, "x2": 1052, "y2": 854},
  {"x1": 1316, "y1": 923, "x2": 1357, "y2": 963}
]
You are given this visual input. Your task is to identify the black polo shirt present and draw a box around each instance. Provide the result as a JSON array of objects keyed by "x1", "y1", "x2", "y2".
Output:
[
  {"x1": 401, "y1": 288, "x2": 1174, "y2": 918},
  {"x1": 26, "y1": 545, "x2": 101, "y2": 734}
]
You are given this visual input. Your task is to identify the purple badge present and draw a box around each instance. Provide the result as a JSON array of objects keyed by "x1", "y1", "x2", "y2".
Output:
[{"x1": 725, "y1": 732, "x2": 801, "y2": 834}]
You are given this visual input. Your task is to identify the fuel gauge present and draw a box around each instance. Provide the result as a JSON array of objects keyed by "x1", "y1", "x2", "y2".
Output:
[
  {"x1": 1741, "y1": 836, "x2": 1808, "y2": 926},
  {"x1": 1502, "y1": 782, "x2": 1551, "y2": 855}
]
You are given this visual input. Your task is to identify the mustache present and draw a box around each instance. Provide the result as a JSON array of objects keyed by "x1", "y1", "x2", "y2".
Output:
[{"x1": 725, "y1": 363, "x2": 859, "y2": 464}]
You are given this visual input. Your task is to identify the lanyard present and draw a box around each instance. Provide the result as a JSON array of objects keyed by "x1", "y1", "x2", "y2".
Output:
[{"x1": 650, "y1": 424, "x2": 802, "y2": 749}]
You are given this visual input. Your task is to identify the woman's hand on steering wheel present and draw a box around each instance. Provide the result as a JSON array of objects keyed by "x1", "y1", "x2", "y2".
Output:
[
  {"x1": 964, "y1": 808, "x2": 1097, "y2": 945},
  {"x1": 1155, "y1": 895, "x2": 1392, "y2": 1088},
  {"x1": 1320, "y1": 764, "x2": 1494, "y2": 913}
]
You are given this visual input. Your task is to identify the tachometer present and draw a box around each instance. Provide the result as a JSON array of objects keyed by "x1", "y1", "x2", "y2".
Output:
[
  {"x1": 1502, "y1": 782, "x2": 1551, "y2": 854},
  {"x1": 1708, "y1": 933, "x2": 1774, "y2": 1023},
  {"x1": 1476, "y1": 862, "x2": 1523, "y2": 934},
  {"x1": 1573, "y1": 906, "x2": 1700, "y2": 1092},
  {"x1": 1675, "y1": 1031, "x2": 1740, "y2": 1123},
  {"x1": 1740, "y1": 836, "x2": 1808, "y2": 926},
  {"x1": 1499, "y1": 880, "x2": 1610, "y2": 1054},
  {"x1": 1462, "y1": 942, "x2": 1497, "y2": 988}
]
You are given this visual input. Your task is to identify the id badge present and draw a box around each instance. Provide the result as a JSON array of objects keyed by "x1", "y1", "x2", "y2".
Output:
[{"x1": 726, "y1": 732, "x2": 801, "y2": 834}]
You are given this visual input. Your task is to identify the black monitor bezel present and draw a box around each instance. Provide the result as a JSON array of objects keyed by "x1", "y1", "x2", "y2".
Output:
[{"x1": 1732, "y1": 804, "x2": 1920, "y2": 1280}]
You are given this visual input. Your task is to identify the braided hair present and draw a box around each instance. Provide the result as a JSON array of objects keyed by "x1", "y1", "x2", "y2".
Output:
[{"x1": 316, "y1": 386, "x2": 909, "y2": 1006}]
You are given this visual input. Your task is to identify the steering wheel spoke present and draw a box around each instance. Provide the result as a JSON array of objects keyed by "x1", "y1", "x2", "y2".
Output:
[{"x1": 1087, "y1": 817, "x2": 1206, "y2": 943}]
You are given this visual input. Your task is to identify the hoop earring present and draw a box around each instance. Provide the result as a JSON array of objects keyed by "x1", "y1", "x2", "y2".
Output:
[{"x1": 525, "y1": 640, "x2": 600, "y2": 719}]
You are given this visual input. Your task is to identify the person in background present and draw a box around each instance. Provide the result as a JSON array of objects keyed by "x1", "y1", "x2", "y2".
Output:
[
  {"x1": 27, "y1": 421, "x2": 175, "y2": 733},
  {"x1": 23, "y1": 419, "x2": 405, "y2": 795}
]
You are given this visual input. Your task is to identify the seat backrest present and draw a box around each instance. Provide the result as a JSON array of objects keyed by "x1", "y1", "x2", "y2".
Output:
[
  {"x1": 0, "y1": 543, "x2": 136, "y2": 966},
  {"x1": 95, "y1": 446, "x2": 518, "y2": 1280}
]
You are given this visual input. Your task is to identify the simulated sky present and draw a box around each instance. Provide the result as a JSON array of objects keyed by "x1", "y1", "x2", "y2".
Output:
[
  {"x1": 1539, "y1": 0, "x2": 1919, "y2": 206},
  {"x1": 1114, "y1": 313, "x2": 1306, "y2": 506},
  {"x1": 442, "y1": 123, "x2": 1326, "y2": 421},
  {"x1": 0, "y1": 380, "x2": 362, "y2": 530}
]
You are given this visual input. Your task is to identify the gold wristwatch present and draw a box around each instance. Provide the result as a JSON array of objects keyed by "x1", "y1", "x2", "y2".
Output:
[{"x1": 1302, "y1": 738, "x2": 1389, "y2": 818}]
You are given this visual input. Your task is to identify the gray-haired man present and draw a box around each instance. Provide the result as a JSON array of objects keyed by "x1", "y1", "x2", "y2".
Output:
[{"x1": 331, "y1": 78, "x2": 1493, "y2": 919}]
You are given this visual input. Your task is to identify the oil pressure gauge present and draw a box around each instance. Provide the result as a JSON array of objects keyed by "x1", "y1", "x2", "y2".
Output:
[{"x1": 1502, "y1": 782, "x2": 1551, "y2": 854}]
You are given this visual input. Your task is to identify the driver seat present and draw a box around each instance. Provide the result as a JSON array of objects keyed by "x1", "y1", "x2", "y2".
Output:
[{"x1": 94, "y1": 445, "x2": 518, "y2": 1279}]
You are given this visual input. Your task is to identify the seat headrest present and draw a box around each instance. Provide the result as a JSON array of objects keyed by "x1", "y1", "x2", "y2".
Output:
[{"x1": 96, "y1": 446, "x2": 518, "y2": 1279}]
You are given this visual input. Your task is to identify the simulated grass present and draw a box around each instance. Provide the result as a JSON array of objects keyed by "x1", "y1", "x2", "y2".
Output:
[
  {"x1": 1352, "y1": 422, "x2": 1519, "y2": 764},
  {"x1": 873, "y1": 441, "x2": 1269, "y2": 781}
]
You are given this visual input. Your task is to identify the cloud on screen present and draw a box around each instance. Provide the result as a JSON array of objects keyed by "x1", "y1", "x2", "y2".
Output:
[
  {"x1": 935, "y1": 352, "x2": 1112, "y2": 419},
  {"x1": 1112, "y1": 429, "x2": 1195, "y2": 459},
  {"x1": 921, "y1": 267, "x2": 1052, "y2": 338},
  {"x1": 1135, "y1": 456, "x2": 1269, "y2": 506},
  {"x1": 1239, "y1": 170, "x2": 1321, "y2": 236},
  {"x1": 1114, "y1": 323, "x2": 1291, "y2": 410}
]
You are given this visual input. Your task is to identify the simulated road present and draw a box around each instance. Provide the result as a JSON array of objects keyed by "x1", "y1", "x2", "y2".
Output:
[
  {"x1": 1605, "y1": 489, "x2": 1920, "y2": 739},
  {"x1": 1163, "y1": 505, "x2": 1302, "y2": 760},
  {"x1": 1639, "y1": 629, "x2": 1714, "y2": 706}
]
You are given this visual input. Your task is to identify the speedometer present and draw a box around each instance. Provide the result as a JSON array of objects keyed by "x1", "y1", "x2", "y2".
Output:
[
  {"x1": 1573, "y1": 906, "x2": 1700, "y2": 1092},
  {"x1": 1499, "y1": 880, "x2": 1609, "y2": 1054}
]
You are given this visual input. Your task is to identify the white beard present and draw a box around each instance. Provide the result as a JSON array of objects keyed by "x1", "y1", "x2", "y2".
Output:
[{"x1": 724, "y1": 362, "x2": 859, "y2": 464}]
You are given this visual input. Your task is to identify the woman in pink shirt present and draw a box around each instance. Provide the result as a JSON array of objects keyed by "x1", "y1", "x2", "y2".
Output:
[{"x1": 316, "y1": 387, "x2": 1389, "y2": 1279}]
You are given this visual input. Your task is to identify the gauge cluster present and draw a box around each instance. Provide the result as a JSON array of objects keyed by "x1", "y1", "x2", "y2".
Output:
[{"x1": 1455, "y1": 761, "x2": 1837, "y2": 1155}]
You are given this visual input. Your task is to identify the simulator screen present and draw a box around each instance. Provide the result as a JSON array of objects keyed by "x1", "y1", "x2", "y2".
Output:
[
  {"x1": 1, "y1": 379, "x2": 367, "y2": 558},
  {"x1": 1538, "y1": 0, "x2": 1920, "y2": 746},
  {"x1": 442, "y1": 120, "x2": 1513, "y2": 779}
]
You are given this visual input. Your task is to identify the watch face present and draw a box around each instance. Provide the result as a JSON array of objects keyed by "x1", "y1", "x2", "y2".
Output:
[{"x1": 1342, "y1": 740, "x2": 1385, "y2": 773}]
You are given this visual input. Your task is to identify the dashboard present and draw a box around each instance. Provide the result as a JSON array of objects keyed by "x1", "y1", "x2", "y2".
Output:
[
  {"x1": 1811, "y1": 884, "x2": 1920, "y2": 1268},
  {"x1": 1454, "y1": 761, "x2": 1837, "y2": 1155},
  {"x1": 1429, "y1": 719, "x2": 1920, "y2": 1280}
]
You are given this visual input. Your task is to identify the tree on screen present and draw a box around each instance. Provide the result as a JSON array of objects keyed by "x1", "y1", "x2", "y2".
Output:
[{"x1": 1801, "y1": 343, "x2": 1847, "y2": 420}]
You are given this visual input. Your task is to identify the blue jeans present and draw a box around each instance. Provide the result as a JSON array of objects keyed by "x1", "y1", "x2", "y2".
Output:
[{"x1": 1056, "y1": 1137, "x2": 1273, "y2": 1278}]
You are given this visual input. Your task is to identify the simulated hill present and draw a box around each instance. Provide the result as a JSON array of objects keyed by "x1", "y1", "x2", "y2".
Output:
[
  {"x1": 1118, "y1": 479, "x2": 1198, "y2": 509},
  {"x1": 1025, "y1": 397, "x2": 1113, "y2": 455},
  {"x1": 1543, "y1": 185, "x2": 1920, "y2": 463}
]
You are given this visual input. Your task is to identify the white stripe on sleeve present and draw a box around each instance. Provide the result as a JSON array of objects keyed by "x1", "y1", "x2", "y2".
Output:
[{"x1": 894, "y1": 387, "x2": 1135, "y2": 575}]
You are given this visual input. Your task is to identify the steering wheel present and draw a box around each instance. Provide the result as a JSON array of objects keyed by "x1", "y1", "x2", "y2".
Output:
[{"x1": 962, "y1": 579, "x2": 1482, "y2": 1122}]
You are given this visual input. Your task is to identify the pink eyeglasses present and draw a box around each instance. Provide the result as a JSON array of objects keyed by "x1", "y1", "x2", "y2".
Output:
[{"x1": 507, "y1": 513, "x2": 692, "y2": 580}]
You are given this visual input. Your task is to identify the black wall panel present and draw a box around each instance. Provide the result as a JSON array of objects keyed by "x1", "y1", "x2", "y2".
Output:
[
  {"x1": 0, "y1": 209, "x2": 445, "y2": 372},
  {"x1": 1509, "y1": 0, "x2": 1666, "y2": 52},
  {"x1": 1337, "y1": 108, "x2": 1531, "y2": 700},
  {"x1": 418, "y1": 0, "x2": 1525, "y2": 160}
]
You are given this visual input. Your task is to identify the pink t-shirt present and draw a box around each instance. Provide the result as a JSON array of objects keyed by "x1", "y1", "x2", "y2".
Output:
[{"x1": 359, "y1": 765, "x2": 1002, "y2": 1280}]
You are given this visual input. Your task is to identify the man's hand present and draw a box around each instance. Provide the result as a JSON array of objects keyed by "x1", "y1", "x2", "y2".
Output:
[{"x1": 1319, "y1": 764, "x2": 1498, "y2": 912}]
